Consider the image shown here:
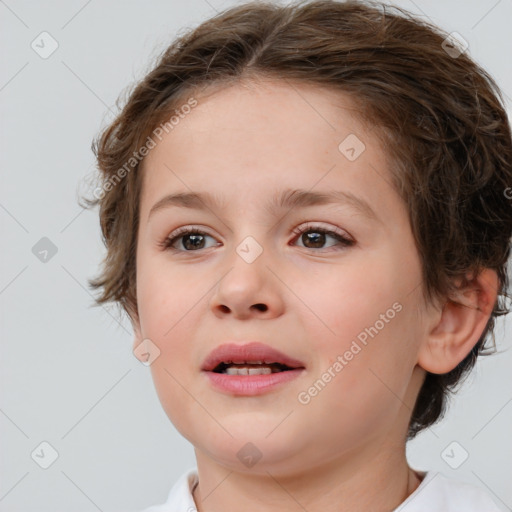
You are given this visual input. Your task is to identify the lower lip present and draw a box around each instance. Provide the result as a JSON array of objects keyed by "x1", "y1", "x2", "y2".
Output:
[{"x1": 203, "y1": 369, "x2": 305, "y2": 396}]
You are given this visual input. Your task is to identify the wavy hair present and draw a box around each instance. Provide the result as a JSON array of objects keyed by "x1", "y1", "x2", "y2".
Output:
[{"x1": 81, "y1": 0, "x2": 512, "y2": 440}]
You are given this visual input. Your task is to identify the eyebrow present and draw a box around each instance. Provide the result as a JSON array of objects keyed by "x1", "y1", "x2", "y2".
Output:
[{"x1": 147, "y1": 188, "x2": 379, "y2": 223}]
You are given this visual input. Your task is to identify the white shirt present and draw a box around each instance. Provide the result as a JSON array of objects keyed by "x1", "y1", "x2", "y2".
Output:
[{"x1": 140, "y1": 467, "x2": 503, "y2": 511}]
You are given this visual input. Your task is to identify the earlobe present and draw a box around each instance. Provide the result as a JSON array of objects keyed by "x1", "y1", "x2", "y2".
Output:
[{"x1": 417, "y1": 268, "x2": 499, "y2": 375}]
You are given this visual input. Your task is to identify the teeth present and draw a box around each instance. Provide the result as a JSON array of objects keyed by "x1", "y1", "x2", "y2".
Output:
[
  {"x1": 248, "y1": 367, "x2": 270, "y2": 375},
  {"x1": 225, "y1": 365, "x2": 274, "y2": 375}
]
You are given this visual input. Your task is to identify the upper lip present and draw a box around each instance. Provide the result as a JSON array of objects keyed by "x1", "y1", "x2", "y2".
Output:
[{"x1": 201, "y1": 342, "x2": 306, "y2": 371}]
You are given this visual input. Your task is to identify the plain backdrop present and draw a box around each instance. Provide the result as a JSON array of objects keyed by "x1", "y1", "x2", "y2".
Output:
[{"x1": 1, "y1": 0, "x2": 511, "y2": 511}]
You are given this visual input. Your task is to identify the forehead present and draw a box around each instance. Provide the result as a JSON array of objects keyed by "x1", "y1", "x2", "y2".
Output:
[
  {"x1": 167, "y1": 78, "x2": 372, "y2": 145},
  {"x1": 141, "y1": 78, "x2": 377, "y2": 166},
  {"x1": 138, "y1": 79, "x2": 402, "y2": 224}
]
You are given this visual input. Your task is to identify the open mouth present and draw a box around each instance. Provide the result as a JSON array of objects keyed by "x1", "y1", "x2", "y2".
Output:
[
  {"x1": 203, "y1": 343, "x2": 306, "y2": 395},
  {"x1": 212, "y1": 362, "x2": 295, "y2": 375}
]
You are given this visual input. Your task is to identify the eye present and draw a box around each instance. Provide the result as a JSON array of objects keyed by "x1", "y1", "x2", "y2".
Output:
[
  {"x1": 161, "y1": 223, "x2": 355, "y2": 253},
  {"x1": 161, "y1": 226, "x2": 219, "y2": 252},
  {"x1": 291, "y1": 223, "x2": 354, "y2": 251}
]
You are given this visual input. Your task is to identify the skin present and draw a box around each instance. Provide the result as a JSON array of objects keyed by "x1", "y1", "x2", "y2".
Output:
[{"x1": 131, "y1": 79, "x2": 498, "y2": 512}]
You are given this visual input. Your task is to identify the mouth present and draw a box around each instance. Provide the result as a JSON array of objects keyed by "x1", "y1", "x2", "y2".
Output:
[
  {"x1": 201, "y1": 342, "x2": 306, "y2": 396},
  {"x1": 211, "y1": 362, "x2": 297, "y2": 375},
  {"x1": 201, "y1": 341, "x2": 306, "y2": 373}
]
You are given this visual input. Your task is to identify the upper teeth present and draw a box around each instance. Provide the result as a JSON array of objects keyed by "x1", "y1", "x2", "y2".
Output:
[{"x1": 225, "y1": 365, "x2": 274, "y2": 375}]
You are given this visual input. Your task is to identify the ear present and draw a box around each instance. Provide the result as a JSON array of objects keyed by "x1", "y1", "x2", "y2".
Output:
[{"x1": 417, "y1": 268, "x2": 499, "y2": 375}]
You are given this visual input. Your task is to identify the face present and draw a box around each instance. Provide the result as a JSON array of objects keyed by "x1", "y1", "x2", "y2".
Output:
[{"x1": 133, "y1": 80, "x2": 429, "y2": 475}]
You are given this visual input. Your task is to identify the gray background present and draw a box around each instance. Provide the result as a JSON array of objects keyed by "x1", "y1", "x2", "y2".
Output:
[{"x1": 1, "y1": 0, "x2": 511, "y2": 511}]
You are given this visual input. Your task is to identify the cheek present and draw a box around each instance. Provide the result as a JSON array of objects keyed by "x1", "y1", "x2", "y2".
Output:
[
  {"x1": 296, "y1": 317, "x2": 416, "y2": 454},
  {"x1": 293, "y1": 255, "x2": 417, "y2": 411},
  {"x1": 313, "y1": 307, "x2": 420, "y2": 442},
  {"x1": 136, "y1": 258, "x2": 201, "y2": 402},
  {"x1": 292, "y1": 257, "x2": 397, "y2": 350},
  {"x1": 137, "y1": 275, "x2": 197, "y2": 371},
  {"x1": 136, "y1": 250, "x2": 206, "y2": 339},
  {"x1": 139, "y1": 280, "x2": 203, "y2": 438}
]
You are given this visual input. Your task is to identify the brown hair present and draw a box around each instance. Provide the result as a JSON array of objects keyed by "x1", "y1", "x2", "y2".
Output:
[{"x1": 81, "y1": 0, "x2": 512, "y2": 440}]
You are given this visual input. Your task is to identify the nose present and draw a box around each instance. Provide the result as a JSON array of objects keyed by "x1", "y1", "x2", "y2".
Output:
[{"x1": 209, "y1": 249, "x2": 285, "y2": 320}]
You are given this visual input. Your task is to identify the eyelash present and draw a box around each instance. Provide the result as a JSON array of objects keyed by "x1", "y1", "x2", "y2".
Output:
[{"x1": 160, "y1": 222, "x2": 355, "y2": 253}]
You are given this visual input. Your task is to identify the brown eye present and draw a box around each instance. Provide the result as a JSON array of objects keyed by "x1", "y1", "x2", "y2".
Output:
[
  {"x1": 292, "y1": 224, "x2": 354, "y2": 251},
  {"x1": 161, "y1": 224, "x2": 354, "y2": 253},
  {"x1": 163, "y1": 228, "x2": 218, "y2": 251},
  {"x1": 300, "y1": 230, "x2": 327, "y2": 249}
]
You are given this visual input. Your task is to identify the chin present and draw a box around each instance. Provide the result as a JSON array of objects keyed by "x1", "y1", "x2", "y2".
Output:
[{"x1": 191, "y1": 426, "x2": 311, "y2": 474}]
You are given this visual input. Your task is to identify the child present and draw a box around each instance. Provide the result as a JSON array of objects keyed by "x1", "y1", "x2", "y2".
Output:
[{"x1": 83, "y1": 0, "x2": 512, "y2": 510}]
